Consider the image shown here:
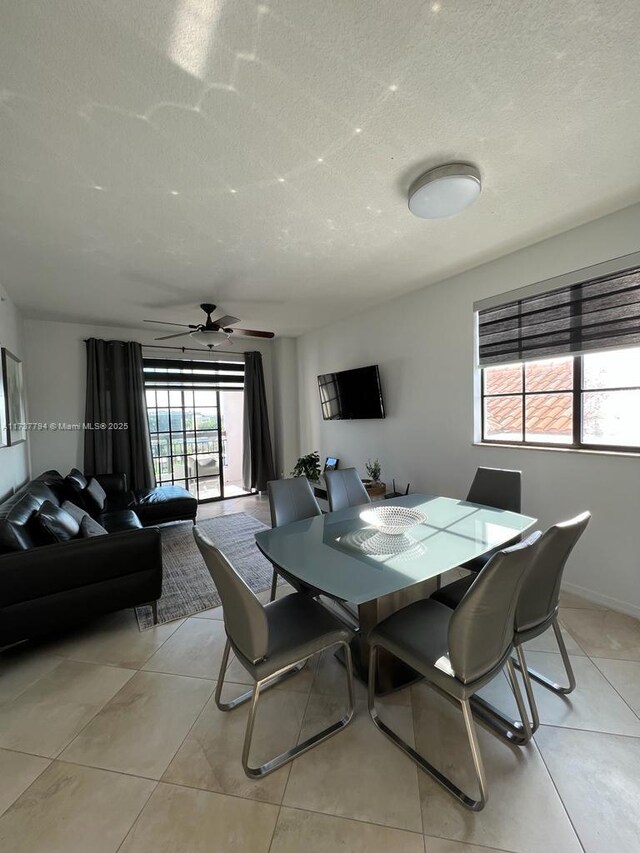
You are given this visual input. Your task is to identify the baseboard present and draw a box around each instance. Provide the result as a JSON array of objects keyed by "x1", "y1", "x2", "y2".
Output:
[{"x1": 562, "y1": 581, "x2": 640, "y2": 620}]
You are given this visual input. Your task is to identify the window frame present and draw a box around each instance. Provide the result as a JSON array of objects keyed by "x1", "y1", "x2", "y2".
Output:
[{"x1": 480, "y1": 352, "x2": 640, "y2": 453}]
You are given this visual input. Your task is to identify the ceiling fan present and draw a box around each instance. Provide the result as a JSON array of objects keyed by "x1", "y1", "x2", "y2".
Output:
[{"x1": 144, "y1": 303, "x2": 275, "y2": 348}]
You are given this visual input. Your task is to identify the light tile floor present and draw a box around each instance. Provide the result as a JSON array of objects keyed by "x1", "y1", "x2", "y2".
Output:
[{"x1": 1, "y1": 494, "x2": 640, "y2": 852}]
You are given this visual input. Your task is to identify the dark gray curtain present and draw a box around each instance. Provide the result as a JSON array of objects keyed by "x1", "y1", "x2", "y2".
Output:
[
  {"x1": 242, "y1": 351, "x2": 275, "y2": 492},
  {"x1": 84, "y1": 339, "x2": 155, "y2": 490}
]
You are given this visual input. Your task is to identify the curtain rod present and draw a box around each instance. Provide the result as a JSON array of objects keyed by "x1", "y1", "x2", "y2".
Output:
[{"x1": 82, "y1": 340, "x2": 244, "y2": 357}]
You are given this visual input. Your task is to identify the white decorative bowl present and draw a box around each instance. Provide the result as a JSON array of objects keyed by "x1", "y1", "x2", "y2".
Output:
[{"x1": 360, "y1": 505, "x2": 426, "y2": 536}]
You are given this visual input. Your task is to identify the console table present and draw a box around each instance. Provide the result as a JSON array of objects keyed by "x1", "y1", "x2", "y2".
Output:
[{"x1": 310, "y1": 476, "x2": 389, "y2": 502}]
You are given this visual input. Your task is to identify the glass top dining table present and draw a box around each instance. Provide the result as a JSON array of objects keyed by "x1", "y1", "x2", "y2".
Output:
[{"x1": 255, "y1": 493, "x2": 537, "y2": 606}]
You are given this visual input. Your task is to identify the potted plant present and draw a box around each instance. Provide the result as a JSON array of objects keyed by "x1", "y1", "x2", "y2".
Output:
[
  {"x1": 291, "y1": 451, "x2": 321, "y2": 481},
  {"x1": 364, "y1": 458, "x2": 386, "y2": 498}
]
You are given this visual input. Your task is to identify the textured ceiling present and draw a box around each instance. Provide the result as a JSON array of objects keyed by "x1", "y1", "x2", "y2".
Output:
[{"x1": 1, "y1": 0, "x2": 640, "y2": 337}]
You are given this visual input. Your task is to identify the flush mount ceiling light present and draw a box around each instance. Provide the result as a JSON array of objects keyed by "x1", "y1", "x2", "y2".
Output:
[{"x1": 408, "y1": 163, "x2": 481, "y2": 219}]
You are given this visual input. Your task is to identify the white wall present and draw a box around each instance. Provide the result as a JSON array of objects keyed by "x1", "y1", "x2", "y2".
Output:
[
  {"x1": 23, "y1": 318, "x2": 286, "y2": 478},
  {"x1": 297, "y1": 202, "x2": 640, "y2": 617},
  {"x1": 0, "y1": 286, "x2": 30, "y2": 499}
]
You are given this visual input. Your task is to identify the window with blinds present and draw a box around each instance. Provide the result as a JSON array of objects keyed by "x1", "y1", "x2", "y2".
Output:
[
  {"x1": 478, "y1": 265, "x2": 640, "y2": 367},
  {"x1": 476, "y1": 257, "x2": 640, "y2": 452}
]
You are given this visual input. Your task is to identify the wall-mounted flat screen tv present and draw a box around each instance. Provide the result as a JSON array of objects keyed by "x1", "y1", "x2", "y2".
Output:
[{"x1": 317, "y1": 364, "x2": 385, "y2": 420}]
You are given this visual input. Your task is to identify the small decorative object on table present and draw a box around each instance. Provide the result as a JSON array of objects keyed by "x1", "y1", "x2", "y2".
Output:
[
  {"x1": 291, "y1": 451, "x2": 322, "y2": 481},
  {"x1": 363, "y1": 457, "x2": 386, "y2": 498},
  {"x1": 360, "y1": 505, "x2": 427, "y2": 536}
]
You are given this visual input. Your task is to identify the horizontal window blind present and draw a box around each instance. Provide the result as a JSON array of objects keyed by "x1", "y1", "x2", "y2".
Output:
[
  {"x1": 143, "y1": 358, "x2": 244, "y2": 388},
  {"x1": 478, "y1": 265, "x2": 640, "y2": 366}
]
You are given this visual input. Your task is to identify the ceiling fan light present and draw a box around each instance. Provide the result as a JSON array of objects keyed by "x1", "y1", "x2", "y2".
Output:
[
  {"x1": 408, "y1": 163, "x2": 481, "y2": 219},
  {"x1": 189, "y1": 329, "x2": 230, "y2": 347}
]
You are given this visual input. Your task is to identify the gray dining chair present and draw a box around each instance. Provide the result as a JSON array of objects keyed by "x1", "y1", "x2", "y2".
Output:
[
  {"x1": 435, "y1": 466, "x2": 522, "y2": 591},
  {"x1": 267, "y1": 477, "x2": 323, "y2": 601},
  {"x1": 324, "y1": 467, "x2": 371, "y2": 512},
  {"x1": 194, "y1": 526, "x2": 355, "y2": 778},
  {"x1": 434, "y1": 512, "x2": 591, "y2": 743},
  {"x1": 463, "y1": 466, "x2": 522, "y2": 570},
  {"x1": 367, "y1": 533, "x2": 539, "y2": 811},
  {"x1": 466, "y1": 466, "x2": 522, "y2": 514}
]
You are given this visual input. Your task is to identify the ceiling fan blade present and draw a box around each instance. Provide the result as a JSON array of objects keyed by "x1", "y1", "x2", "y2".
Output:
[
  {"x1": 144, "y1": 320, "x2": 193, "y2": 327},
  {"x1": 231, "y1": 328, "x2": 275, "y2": 338},
  {"x1": 154, "y1": 332, "x2": 192, "y2": 341},
  {"x1": 214, "y1": 315, "x2": 240, "y2": 328}
]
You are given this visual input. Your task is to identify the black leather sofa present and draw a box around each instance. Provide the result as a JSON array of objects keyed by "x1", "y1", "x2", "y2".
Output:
[{"x1": 0, "y1": 470, "x2": 196, "y2": 647}]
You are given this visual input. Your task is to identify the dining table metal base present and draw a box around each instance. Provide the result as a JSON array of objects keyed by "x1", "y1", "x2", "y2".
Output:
[
  {"x1": 335, "y1": 638, "x2": 423, "y2": 695},
  {"x1": 334, "y1": 578, "x2": 438, "y2": 695}
]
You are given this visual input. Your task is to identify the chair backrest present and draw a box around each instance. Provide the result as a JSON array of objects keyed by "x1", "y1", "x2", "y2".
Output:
[
  {"x1": 466, "y1": 467, "x2": 521, "y2": 513},
  {"x1": 267, "y1": 477, "x2": 322, "y2": 528},
  {"x1": 448, "y1": 530, "x2": 542, "y2": 684},
  {"x1": 325, "y1": 468, "x2": 371, "y2": 512},
  {"x1": 193, "y1": 526, "x2": 268, "y2": 664},
  {"x1": 516, "y1": 512, "x2": 591, "y2": 634}
]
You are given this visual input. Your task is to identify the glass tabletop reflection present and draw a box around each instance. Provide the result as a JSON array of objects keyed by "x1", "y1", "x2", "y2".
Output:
[{"x1": 255, "y1": 494, "x2": 536, "y2": 605}]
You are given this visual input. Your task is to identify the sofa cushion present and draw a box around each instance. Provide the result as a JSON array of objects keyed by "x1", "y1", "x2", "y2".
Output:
[
  {"x1": 133, "y1": 485, "x2": 197, "y2": 525},
  {"x1": 85, "y1": 477, "x2": 107, "y2": 514},
  {"x1": 104, "y1": 491, "x2": 136, "y2": 512},
  {"x1": 0, "y1": 488, "x2": 61, "y2": 552},
  {"x1": 35, "y1": 500, "x2": 80, "y2": 543},
  {"x1": 23, "y1": 483, "x2": 60, "y2": 507},
  {"x1": 64, "y1": 475, "x2": 89, "y2": 510},
  {"x1": 32, "y1": 470, "x2": 67, "y2": 502},
  {"x1": 97, "y1": 509, "x2": 143, "y2": 533},
  {"x1": 33, "y1": 469, "x2": 63, "y2": 482},
  {"x1": 61, "y1": 500, "x2": 90, "y2": 526},
  {"x1": 67, "y1": 468, "x2": 88, "y2": 490},
  {"x1": 80, "y1": 516, "x2": 109, "y2": 538}
]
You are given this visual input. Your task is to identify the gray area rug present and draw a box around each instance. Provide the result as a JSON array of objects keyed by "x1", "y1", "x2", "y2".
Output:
[{"x1": 135, "y1": 512, "x2": 273, "y2": 630}]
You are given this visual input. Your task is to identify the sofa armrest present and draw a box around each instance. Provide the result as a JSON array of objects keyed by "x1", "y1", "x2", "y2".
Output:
[
  {"x1": 94, "y1": 472, "x2": 128, "y2": 495},
  {"x1": 0, "y1": 527, "x2": 162, "y2": 607}
]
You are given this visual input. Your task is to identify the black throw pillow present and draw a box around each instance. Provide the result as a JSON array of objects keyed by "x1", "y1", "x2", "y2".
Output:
[
  {"x1": 84, "y1": 477, "x2": 107, "y2": 515},
  {"x1": 35, "y1": 500, "x2": 80, "y2": 543},
  {"x1": 80, "y1": 515, "x2": 109, "y2": 538}
]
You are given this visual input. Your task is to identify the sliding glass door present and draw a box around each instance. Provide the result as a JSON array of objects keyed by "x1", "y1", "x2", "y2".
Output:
[{"x1": 144, "y1": 359, "x2": 247, "y2": 503}]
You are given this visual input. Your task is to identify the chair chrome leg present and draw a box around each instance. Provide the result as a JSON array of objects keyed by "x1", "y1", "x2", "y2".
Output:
[
  {"x1": 504, "y1": 659, "x2": 533, "y2": 742},
  {"x1": 215, "y1": 639, "x2": 253, "y2": 711},
  {"x1": 241, "y1": 640, "x2": 355, "y2": 779},
  {"x1": 367, "y1": 644, "x2": 487, "y2": 811},
  {"x1": 468, "y1": 657, "x2": 535, "y2": 746},
  {"x1": 269, "y1": 568, "x2": 278, "y2": 602},
  {"x1": 515, "y1": 646, "x2": 540, "y2": 735},
  {"x1": 215, "y1": 638, "x2": 306, "y2": 712},
  {"x1": 513, "y1": 619, "x2": 576, "y2": 695},
  {"x1": 461, "y1": 699, "x2": 488, "y2": 809}
]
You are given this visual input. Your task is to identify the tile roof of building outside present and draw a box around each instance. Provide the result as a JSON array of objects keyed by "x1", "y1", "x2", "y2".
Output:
[{"x1": 485, "y1": 360, "x2": 573, "y2": 438}]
